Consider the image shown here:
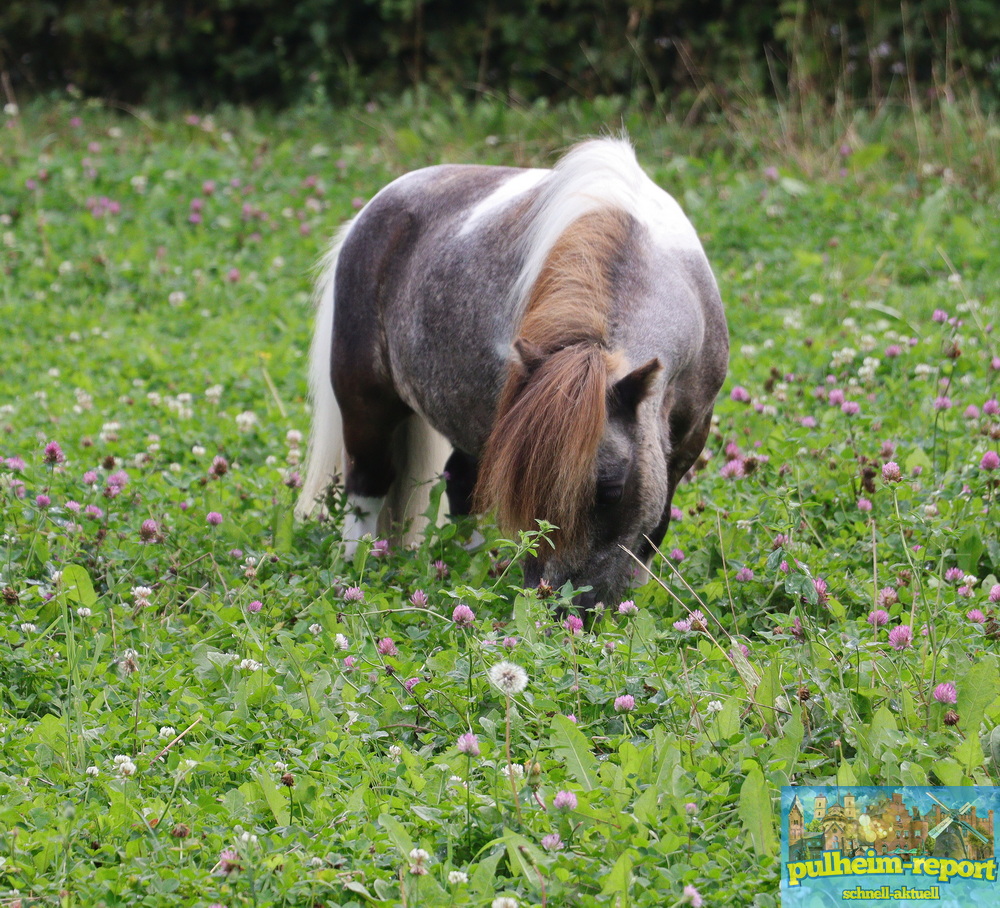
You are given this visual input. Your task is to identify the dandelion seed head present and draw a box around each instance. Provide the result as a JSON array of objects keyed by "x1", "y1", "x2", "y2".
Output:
[{"x1": 488, "y1": 661, "x2": 528, "y2": 695}]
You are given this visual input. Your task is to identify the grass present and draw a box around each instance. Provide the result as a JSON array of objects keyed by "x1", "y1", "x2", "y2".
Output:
[{"x1": 1, "y1": 89, "x2": 999, "y2": 906}]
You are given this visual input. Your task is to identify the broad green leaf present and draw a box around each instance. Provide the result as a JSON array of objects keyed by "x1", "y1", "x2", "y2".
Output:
[
  {"x1": 501, "y1": 829, "x2": 545, "y2": 884},
  {"x1": 62, "y1": 564, "x2": 97, "y2": 608},
  {"x1": 738, "y1": 760, "x2": 777, "y2": 855},
  {"x1": 599, "y1": 849, "x2": 633, "y2": 896},
  {"x1": 550, "y1": 713, "x2": 599, "y2": 791},
  {"x1": 378, "y1": 813, "x2": 415, "y2": 858},
  {"x1": 837, "y1": 761, "x2": 858, "y2": 786},
  {"x1": 755, "y1": 659, "x2": 781, "y2": 714},
  {"x1": 955, "y1": 734, "x2": 983, "y2": 775},
  {"x1": 905, "y1": 447, "x2": 932, "y2": 475},
  {"x1": 715, "y1": 696, "x2": 742, "y2": 740},
  {"x1": 989, "y1": 725, "x2": 1000, "y2": 767},
  {"x1": 255, "y1": 771, "x2": 290, "y2": 826},
  {"x1": 958, "y1": 659, "x2": 1000, "y2": 736},
  {"x1": 957, "y1": 527, "x2": 984, "y2": 575},
  {"x1": 770, "y1": 708, "x2": 804, "y2": 784},
  {"x1": 932, "y1": 759, "x2": 964, "y2": 787},
  {"x1": 469, "y1": 846, "x2": 505, "y2": 896},
  {"x1": 899, "y1": 761, "x2": 928, "y2": 786}
]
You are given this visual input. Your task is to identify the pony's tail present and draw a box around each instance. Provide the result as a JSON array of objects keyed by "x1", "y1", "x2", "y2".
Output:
[{"x1": 295, "y1": 225, "x2": 352, "y2": 520}]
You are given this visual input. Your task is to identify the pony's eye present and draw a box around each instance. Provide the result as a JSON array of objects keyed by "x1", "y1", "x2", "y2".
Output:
[{"x1": 596, "y1": 481, "x2": 625, "y2": 504}]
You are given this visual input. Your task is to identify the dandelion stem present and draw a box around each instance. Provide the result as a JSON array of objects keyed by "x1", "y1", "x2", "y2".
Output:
[{"x1": 504, "y1": 693, "x2": 522, "y2": 825}]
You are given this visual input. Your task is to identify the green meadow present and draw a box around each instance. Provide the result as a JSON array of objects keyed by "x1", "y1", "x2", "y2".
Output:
[{"x1": 1, "y1": 93, "x2": 999, "y2": 906}]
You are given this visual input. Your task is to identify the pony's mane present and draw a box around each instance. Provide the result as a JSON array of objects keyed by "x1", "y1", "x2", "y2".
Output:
[
  {"x1": 476, "y1": 180, "x2": 634, "y2": 549},
  {"x1": 508, "y1": 138, "x2": 648, "y2": 317}
]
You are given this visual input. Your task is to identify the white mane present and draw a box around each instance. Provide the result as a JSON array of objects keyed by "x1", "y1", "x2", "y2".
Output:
[{"x1": 510, "y1": 138, "x2": 703, "y2": 315}]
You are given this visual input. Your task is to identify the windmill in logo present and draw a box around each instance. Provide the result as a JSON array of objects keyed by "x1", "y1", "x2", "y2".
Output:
[{"x1": 926, "y1": 793, "x2": 991, "y2": 859}]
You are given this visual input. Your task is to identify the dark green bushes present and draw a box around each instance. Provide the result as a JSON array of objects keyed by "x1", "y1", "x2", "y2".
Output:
[{"x1": 1, "y1": 0, "x2": 998, "y2": 107}]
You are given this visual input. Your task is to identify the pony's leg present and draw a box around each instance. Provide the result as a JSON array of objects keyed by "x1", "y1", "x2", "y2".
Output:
[
  {"x1": 445, "y1": 449, "x2": 485, "y2": 548},
  {"x1": 444, "y1": 449, "x2": 478, "y2": 516},
  {"x1": 339, "y1": 392, "x2": 410, "y2": 556}
]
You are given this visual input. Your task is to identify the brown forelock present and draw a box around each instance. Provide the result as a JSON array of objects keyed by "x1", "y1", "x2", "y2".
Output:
[{"x1": 475, "y1": 207, "x2": 632, "y2": 549}]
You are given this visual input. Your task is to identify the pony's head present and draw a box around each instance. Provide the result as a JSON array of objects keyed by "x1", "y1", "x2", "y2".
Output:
[
  {"x1": 490, "y1": 341, "x2": 672, "y2": 605},
  {"x1": 475, "y1": 206, "x2": 689, "y2": 606}
]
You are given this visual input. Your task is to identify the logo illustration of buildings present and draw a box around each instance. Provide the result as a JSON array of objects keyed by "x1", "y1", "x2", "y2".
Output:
[{"x1": 787, "y1": 791, "x2": 994, "y2": 861}]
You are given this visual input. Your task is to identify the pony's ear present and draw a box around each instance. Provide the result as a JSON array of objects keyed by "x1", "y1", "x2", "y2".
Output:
[
  {"x1": 511, "y1": 337, "x2": 547, "y2": 375},
  {"x1": 610, "y1": 358, "x2": 662, "y2": 416}
]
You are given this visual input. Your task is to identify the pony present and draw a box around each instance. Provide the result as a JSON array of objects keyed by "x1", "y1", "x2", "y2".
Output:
[{"x1": 296, "y1": 137, "x2": 728, "y2": 607}]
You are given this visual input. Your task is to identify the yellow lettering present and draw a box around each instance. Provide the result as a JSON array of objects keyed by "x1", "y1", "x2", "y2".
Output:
[{"x1": 788, "y1": 862, "x2": 808, "y2": 886}]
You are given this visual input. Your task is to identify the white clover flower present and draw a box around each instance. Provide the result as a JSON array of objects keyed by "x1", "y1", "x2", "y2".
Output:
[
  {"x1": 239, "y1": 658, "x2": 262, "y2": 671},
  {"x1": 487, "y1": 661, "x2": 528, "y2": 696},
  {"x1": 99, "y1": 421, "x2": 121, "y2": 442},
  {"x1": 205, "y1": 384, "x2": 223, "y2": 405},
  {"x1": 274, "y1": 761, "x2": 288, "y2": 772},
  {"x1": 86, "y1": 766, "x2": 100, "y2": 777},
  {"x1": 76, "y1": 607, "x2": 92, "y2": 618},
  {"x1": 118, "y1": 648, "x2": 140, "y2": 676},
  {"x1": 20, "y1": 623, "x2": 37, "y2": 634},
  {"x1": 858, "y1": 357, "x2": 880, "y2": 381},
  {"x1": 706, "y1": 699, "x2": 724, "y2": 713},
  {"x1": 159, "y1": 726, "x2": 177, "y2": 740},
  {"x1": 132, "y1": 586, "x2": 153, "y2": 606},
  {"x1": 408, "y1": 847, "x2": 430, "y2": 875},
  {"x1": 448, "y1": 871, "x2": 469, "y2": 885},
  {"x1": 235, "y1": 411, "x2": 258, "y2": 433},
  {"x1": 334, "y1": 633, "x2": 349, "y2": 650},
  {"x1": 830, "y1": 347, "x2": 857, "y2": 368},
  {"x1": 309, "y1": 623, "x2": 322, "y2": 635},
  {"x1": 492, "y1": 897, "x2": 519, "y2": 908}
]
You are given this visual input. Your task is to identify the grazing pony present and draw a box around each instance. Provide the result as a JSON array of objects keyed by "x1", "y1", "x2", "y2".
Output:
[{"x1": 297, "y1": 137, "x2": 728, "y2": 606}]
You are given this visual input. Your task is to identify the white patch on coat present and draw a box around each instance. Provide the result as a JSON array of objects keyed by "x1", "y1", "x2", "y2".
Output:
[{"x1": 457, "y1": 168, "x2": 548, "y2": 237}]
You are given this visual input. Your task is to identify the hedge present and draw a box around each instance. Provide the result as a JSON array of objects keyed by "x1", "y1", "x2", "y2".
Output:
[{"x1": 1, "y1": 0, "x2": 998, "y2": 107}]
